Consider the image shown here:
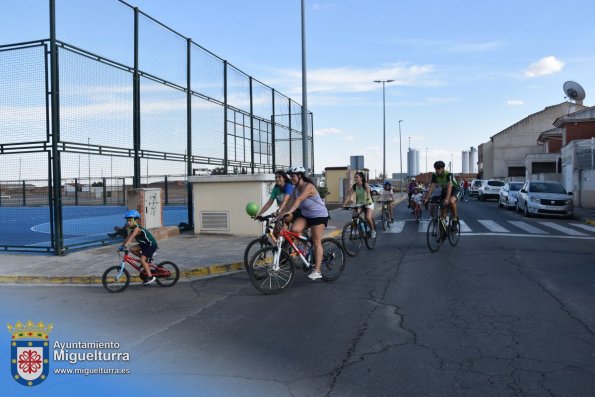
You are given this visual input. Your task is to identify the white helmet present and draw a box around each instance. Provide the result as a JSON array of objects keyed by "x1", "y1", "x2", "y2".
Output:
[{"x1": 287, "y1": 165, "x2": 306, "y2": 174}]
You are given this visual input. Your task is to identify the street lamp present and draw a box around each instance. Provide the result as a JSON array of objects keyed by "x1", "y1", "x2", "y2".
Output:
[
  {"x1": 398, "y1": 120, "x2": 404, "y2": 195},
  {"x1": 374, "y1": 79, "x2": 394, "y2": 180},
  {"x1": 425, "y1": 147, "x2": 428, "y2": 173},
  {"x1": 301, "y1": 0, "x2": 309, "y2": 172}
]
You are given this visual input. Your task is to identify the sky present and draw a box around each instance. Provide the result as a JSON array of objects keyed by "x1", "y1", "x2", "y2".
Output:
[{"x1": 3, "y1": 0, "x2": 595, "y2": 180}]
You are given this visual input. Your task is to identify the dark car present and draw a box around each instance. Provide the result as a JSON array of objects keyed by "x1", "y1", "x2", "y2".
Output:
[
  {"x1": 498, "y1": 182, "x2": 523, "y2": 210},
  {"x1": 516, "y1": 180, "x2": 574, "y2": 218}
]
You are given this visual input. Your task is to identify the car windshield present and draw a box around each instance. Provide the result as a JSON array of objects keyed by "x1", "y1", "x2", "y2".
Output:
[
  {"x1": 509, "y1": 183, "x2": 523, "y2": 191},
  {"x1": 529, "y1": 182, "x2": 566, "y2": 194},
  {"x1": 487, "y1": 181, "x2": 504, "y2": 187}
]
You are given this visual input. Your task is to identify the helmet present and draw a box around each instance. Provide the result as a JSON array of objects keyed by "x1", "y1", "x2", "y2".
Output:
[
  {"x1": 411, "y1": 178, "x2": 416, "y2": 181},
  {"x1": 384, "y1": 180, "x2": 391, "y2": 185},
  {"x1": 287, "y1": 165, "x2": 306, "y2": 174},
  {"x1": 124, "y1": 209, "x2": 140, "y2": 219},
  {"x1": 434, "y1": 160, "x2": 446, "y2": 169}
]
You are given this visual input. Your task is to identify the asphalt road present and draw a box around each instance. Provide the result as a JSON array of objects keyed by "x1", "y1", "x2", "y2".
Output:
[{"x1": 2, "y1": 199, "x2": 594, "y2": 397}]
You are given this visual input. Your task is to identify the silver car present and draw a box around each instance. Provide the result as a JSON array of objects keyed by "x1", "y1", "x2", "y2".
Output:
[
  {"x1": 516, "y1": 181, "x2": 574, "y2": 218},
  {"x1": 498, "y1": 182, "x2": 523, "y2": 210}
]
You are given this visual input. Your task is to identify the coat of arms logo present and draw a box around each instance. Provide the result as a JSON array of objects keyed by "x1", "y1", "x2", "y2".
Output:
[{"x1": 7, "y1": 320, "x2": 53, "y2": 386}]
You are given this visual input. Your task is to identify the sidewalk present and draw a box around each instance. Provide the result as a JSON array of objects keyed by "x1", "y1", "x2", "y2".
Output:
[
  {"x1": 0, "y1": 196, "x2": 590, "y2": 285},
  {"x1": 0, "y1": 200, "x2": 400, "y2": 285}
]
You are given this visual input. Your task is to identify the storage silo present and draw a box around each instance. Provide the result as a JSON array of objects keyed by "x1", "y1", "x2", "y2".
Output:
[
  {"x1": 469, "y1": 147, "x2": 477, "y2": 173},
  {"x1": 461, "y1": 151, "x2": 469, "y2": 173}
]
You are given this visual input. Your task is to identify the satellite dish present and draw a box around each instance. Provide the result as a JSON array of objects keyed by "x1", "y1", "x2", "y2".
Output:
[{"x1": 563, "y1": 81, "x2": 586, "y2": 105}]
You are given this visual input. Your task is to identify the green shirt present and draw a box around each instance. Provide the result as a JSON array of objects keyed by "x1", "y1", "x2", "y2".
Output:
[{"x1": 355, "y1": 185, "x2": 372, "y2": 205}]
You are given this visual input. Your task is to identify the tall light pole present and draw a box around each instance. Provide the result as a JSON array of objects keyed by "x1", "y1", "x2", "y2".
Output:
[
  {"x1": 87, "y1": 137, "x2": 91, "y2": 195},
  {"x1": 398, "y1": 120, "x2": 403, "y2": 195},
  {"x1": 374, "y1": 79, "x2": 394, "y2": 180},
  {"x1": 301, "y1": 0, "x2": 309, "y2": 173},
  {"x1": 425, "y1": 147, "x2": 428, "y2": 173}
]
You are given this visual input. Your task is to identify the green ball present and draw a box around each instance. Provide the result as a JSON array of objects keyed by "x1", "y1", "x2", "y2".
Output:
[{"x1": 245, "y1": 202, "x2": 259, "y2": 217}]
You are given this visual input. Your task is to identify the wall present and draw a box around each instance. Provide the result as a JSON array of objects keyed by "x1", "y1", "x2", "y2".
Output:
[{"x1": 325, "y1": 168, "x2": 349, "y2": 203}]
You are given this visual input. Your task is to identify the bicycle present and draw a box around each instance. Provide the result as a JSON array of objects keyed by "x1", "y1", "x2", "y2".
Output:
[
  {"x1": 246, "y1": 221, "x2": 346, "y2": 295},
  {"x1": 378, "y1": 200, "x2": 393, "y2": 231},
  {"x1": 412, "y1": 201, "x2": 421, "y2": 223},
  {"x1": 102, "y1": 249, "x2": 180, "y2": 293},
  {"x1": 243, "y1": 214, "x2": 281, "y2": 271},
  {"x1": 341, "y1": 205, "x2": 376, "y2": 257},
  {"x1": 426, "y1": 199, "x2": 461, "y2": 253}
]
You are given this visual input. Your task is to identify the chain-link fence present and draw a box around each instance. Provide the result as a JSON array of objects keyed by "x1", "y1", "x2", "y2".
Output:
[{"x1": 0, "y1": 0, "x2": 313, "y2": 253}]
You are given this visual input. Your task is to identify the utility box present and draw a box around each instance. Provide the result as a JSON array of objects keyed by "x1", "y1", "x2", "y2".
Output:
[
  {"x1": 189, "y1": 174, "x2": 275, "y2": 235},
  {"x1": 126, "y1": 188, "x2": 163, "y2": 229}
]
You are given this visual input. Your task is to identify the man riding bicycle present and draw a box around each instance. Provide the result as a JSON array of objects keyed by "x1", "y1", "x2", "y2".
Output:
[{"x1": 424, "y1": 160, "x2": 460, "y2": 226}]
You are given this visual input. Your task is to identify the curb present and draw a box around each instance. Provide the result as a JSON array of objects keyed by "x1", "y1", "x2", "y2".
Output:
[
  {"x1": 586, "y1": 219, "x2": 595, "y2": 226},
  {"x1": 0, "y1": 262, "x2": 245, "y2": 286}
]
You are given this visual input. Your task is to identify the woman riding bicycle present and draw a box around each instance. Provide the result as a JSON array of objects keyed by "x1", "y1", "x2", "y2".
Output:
[
  {"x1": 343, "y1": 171, "x2": 376, "y2": 239},
  {"x1": 255, "y1": 169, "x2": 295, "y2": 226},
  {"x1": 119, "y1": 209, "x2": 158, "y2": 285},
  {"x1": 280, "y1": 166, "x2": 329, "y2": 281}
]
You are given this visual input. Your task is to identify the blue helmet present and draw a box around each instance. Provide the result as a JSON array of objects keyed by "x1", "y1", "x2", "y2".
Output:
[
  {"x1": 124, "y1": 209, "x2": 140, "y2": 219},
  {"x1": 384, "y1": 180, "x2": 391, "y2": 185}
]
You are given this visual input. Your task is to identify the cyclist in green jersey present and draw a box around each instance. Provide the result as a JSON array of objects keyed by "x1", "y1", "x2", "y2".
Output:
[
  {"x1": 424, "y1": 160, "x2": 460, "y2": 225},
  {"x1": 343, "y1": 171, "x2": 376, "y2": 239},
  {"x1": 119, "y1": 209, "x2": 159, "y2": 285}
]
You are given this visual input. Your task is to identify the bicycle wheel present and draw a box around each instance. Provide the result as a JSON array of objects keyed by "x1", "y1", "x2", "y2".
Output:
[
  {"x1": 320, "y1": 238, "x2": 346, "y2": 281},
  {"x1": 426, "y1": 218, "x2": 442, "y2": 253},
  {"x1": 243, "y1": 237, "x2": 272, "y2": 271},
  {"x1": 448, "y1": 219, "x2": 461, "y2": 247},
  {"x1": 365, "y1": 223, "x2": 376, "y2": 250},
  {"x1": 341, "y1": 222, "x2": 362, "y2": 257},
  {"x1": 154, "y1": 261, "x2": 180, "y2": 287},
  {"x1": 102, "y1": 266, "x2": 130, "y2": 293},
  {"x1": 247, "y1": 246, "x2": 295, "y2": 294},
  {"x1": 381, "y1": 208, "x2": 388, "y2": 231}
]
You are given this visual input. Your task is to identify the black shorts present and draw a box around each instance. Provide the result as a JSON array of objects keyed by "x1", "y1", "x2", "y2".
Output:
[
  {"x1": 295, "y1": 214, "x2": 329, "y2": 228},
  {"x1": 138, "y1": 244, "x2": 158, "y2": 261},
  {"x1": 440, "y1": 189, "x2": 460, "y2": 201}
]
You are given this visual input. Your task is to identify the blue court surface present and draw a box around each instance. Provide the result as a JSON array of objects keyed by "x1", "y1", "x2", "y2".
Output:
[{"x1": 0, "y1": 206, "x2": 188, "y2": 249}]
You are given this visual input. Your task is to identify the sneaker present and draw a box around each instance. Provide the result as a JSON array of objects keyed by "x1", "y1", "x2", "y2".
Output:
[
  {"x1": 370, "y1": 230, "x2": 377, "y2": 239},
  {"x1": 308, "y1": 271, "x2": 322, "y2": 280},
  {"x1": 142, "y1": 276, "x2": 156, "y2": 285},
  {"x1": 390, "y1": 218, "x2": 394, "y2": 222}
]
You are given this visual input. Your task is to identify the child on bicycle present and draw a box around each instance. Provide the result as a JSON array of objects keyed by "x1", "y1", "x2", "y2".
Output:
[
  {"x1": 119, "y1": 209, "x2": 158, "y2": 285},
  {"x1": 381, "y1": 180, "x2": 394, "y2": 222},
  {"x1": 411, "y1": 187, "x2": 423, "y2": 218}
]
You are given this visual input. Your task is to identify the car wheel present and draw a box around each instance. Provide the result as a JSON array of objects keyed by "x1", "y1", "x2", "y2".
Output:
[
  {"x1": 516, "y1": 202, "x2": 521, "y2": 213},
  {"x1": 498, "y1": 198, "x2": 503, "y2": 208},
  {"x1": 505, "y1": 199, "x2": 510, "y2": 209}
]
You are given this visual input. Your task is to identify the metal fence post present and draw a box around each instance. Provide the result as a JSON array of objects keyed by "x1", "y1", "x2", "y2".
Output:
[
  {"x1": 74, "y1": 178, "x2": 78, "y2": 205},
  {"x1": 132, "y1": 7, "x2": 141, "y2": 188},
  {"x1": 186, "y1": 38, "x2": 193, "y2": 226},
  {"x1": 164, "y1": 175, "x2": 169, "y2": 205},
  {"x1": 271, "y1": 89, "x2": 276, "y2": 171},
  {"x1": 102, "y1": 177, "x2": 107, "y2": 205},
  {"x1": 49, "y1": 0, "x2": 64, "y2": 254},
  {"x1": 223, "y1": 60, "x2": 228, "y2": 174}
]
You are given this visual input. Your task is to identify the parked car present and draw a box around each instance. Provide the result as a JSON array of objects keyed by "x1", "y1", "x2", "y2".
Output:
[
  {"x1": 516, "y1": 180, "x2": 574, "y2": 218},
  {"x1": 477, "y1": 179, "x2": 505, "y2": 201},
  {"x1": 369, "y1": 183, "x2": 384, "y2": 197},
  {"x1": 469, "y1": 179, "x2": 484, "y2": 197},
  {"x1": 498, "y1": 182, "x2": 524, "y2": 209}
]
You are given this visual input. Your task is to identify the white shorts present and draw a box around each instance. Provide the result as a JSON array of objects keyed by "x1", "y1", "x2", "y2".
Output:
[{"x1": 366, "y1": 203, "x2": 374, "y2": 210}]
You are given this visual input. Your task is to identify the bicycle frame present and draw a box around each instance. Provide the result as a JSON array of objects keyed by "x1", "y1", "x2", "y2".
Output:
[
  {"x1": 275, "y1": 228, "x2": 312, "y2": 269},
  {"x1": 117, "y1": 251, "x2": 170, "y2": 278}
]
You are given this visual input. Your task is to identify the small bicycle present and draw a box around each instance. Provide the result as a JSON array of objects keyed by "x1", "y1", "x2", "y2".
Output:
[
  {"x1": 246, "y1": 221, "x2": 346, "y2": 295},
  {"x1": 379, "y1": 199, "x2": 393, "y2": 231},
  {"x1": 102, "y1": 249, "x2": 180, "y2": 293},
  {"x1": 341, "y1": 205, "x2": 376, "y2": 257},
  {"x1": 426, "y1": 199, "x2": 460, "y2": 253},
  {"x1": 243, "y1": 214, "x2": 281, "y2": 271},
  {"x1": 412, "y1": 200, "x2": 422, "y2": 223}
]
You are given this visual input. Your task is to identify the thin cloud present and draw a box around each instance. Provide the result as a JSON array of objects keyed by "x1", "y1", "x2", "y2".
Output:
[
  {"x1": 523, "y1": 56, "x2": 565, "y2": 78},
  {"x1": 507, "y1": 99, "x2": 524, "y2": 106},
  {"x1": 268, "y1": 63, "x2": 440, "y2": 95},
  {"x1": 315, "y1": 127, "x2": 342, "y2": 137},
  {"x1": 393, "y1": 38, "x2": 503, "y2": 53}
]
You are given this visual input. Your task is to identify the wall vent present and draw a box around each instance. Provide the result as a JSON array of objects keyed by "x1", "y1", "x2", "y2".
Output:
[{"x1": 200, "y1": 211, "x2": 229, "y2": 231}]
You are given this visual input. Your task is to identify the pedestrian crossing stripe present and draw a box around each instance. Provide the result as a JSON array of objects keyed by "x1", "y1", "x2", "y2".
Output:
[{"x1": 378, "y1": 218, "x2": 595, "y2": 237}]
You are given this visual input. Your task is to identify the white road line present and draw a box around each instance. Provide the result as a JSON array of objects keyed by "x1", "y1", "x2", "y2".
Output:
[
  {"x1": 418, "y1": 220, "x2": 429, "y2": 232},
  {"x1": 458, "y1": 220, "x2": 473, "y2": 233},
  {"x1": 539, "y1": 222, "x2": 587, "y2": 236},
  {"x1": 507, "y1": 221, "x2": 548, "y2": 234},
  {"x1": 570, "y1": 223, "x2": 595, "y2": 233},
  {"x1": 478, "y1": 220, "x2": 510, "y2": 233},
  {"x1": 383, "y1": 221, "x2": 406, "y2": 233},
  {"x1": 462, "y1": 233, "x2": 595, "y2": 240}
]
